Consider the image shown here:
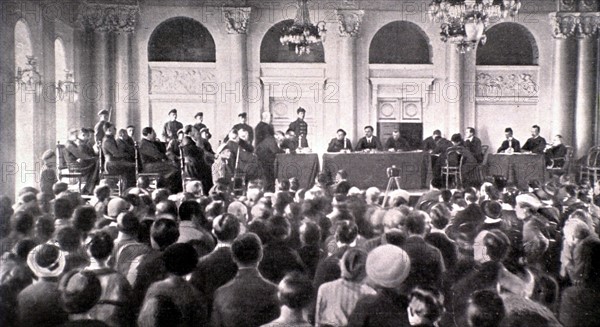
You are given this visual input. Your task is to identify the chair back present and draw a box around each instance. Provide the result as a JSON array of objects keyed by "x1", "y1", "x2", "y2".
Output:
[
  {"x1": 55, "y1": 142, "x2": 68, "y2": 171},
  {"x1": 445, "y1": 150, "x2": 463, "y2": 168},
  {"x1": 481, "y1": 145, "x2": 489, "y2": 156},
  {"x1": 587, "y1": 146, "x2": 600, "y2": 167},
  {"x1": 134, "y1": 141, "x2": 141, "y2": 174}
]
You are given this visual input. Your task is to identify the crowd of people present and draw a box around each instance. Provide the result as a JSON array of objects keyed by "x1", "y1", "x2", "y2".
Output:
[{"x1": 2, "y1": 152, "x2": 600, "y2": 326}]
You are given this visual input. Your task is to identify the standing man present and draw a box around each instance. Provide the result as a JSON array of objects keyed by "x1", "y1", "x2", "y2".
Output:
[
  {"x1": 162, "y1": 109, "x2": 183, "y2": 143},
  {"x1": 464, "y1": 127, "x2": 483, "y2": 163},
  {"x1": 497, "y1": 127, "x2": 521, "y2": 153},
  {"x1": 384, "y1": 129, "x2": 410, "y2": 152},
  {"x1": 521, "y1": 125, "x2": 547, "y2": 154},
  {"x1": 194, "y1": 112, "x2": 206, "y2": 133},
  {"x1": 355, "y1": 126, "x2": 383, "y2": 152},
  {"x1": 255, "y1": 111, "x2": 274, "y2": 147},
  {"x1": 94, "y1": 109, "x2": 110, "y2": 143},
  {"x1": 232, "y1": 113, "x2": 254, "y2": 145},
  {"x1": 288, "y1": 107, "x2": 308, "y2": 148}
]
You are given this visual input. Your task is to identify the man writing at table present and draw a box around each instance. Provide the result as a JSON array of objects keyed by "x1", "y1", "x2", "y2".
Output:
[
  {"x1": 355, "y1": 125, "x2": 383, "y2": 152},
  {"x1": 521, "y1": 125, "x2": 547, "y2": 154},
  {"x1": 385, "y1": 129, "x2": 410, "y2": 152},
  {"x1": 327, "y1": 129, "x2": 353, "y2": 152},
  {"x1": 497, "y1": 127, "x2": 521, "y2": 153}
]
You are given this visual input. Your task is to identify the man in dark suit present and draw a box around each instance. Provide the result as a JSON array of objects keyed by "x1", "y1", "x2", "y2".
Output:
[
  {"x1": 522, "y1": 124, "x2": 547, "y2": 154},
  {"x1": 255, "y1": 111, "x2": 274, "y2": 148},
  {"x1": 327, "y1": 129, "x2": 353, "y2": 152},
  {"x1": 64, "y1": 128, "x2": 98, "y2": 194},
  {"x1": 447, "y1": 190, "x2": 484, "y2": 240},
  {"x1": 190, "y1": 214, "x2": 240, "y2": 321},
  {"x1": 545, "y1": 135, "x2": 568, "y2": 167},
  {"x1": 139, "y1": 127, "x2": 180, "y2": 192},
  {"x1": 423, "y1": 130, "x2": 442, "y2": 152},
  {"x1": 102, "y1": 123, "x2": 136, "y2": 188},
  {"x1": 280, "y1": 129, "x2": 299, "y2": 154},
  {"x1": 355, "y1": 125, "x2": 383, "y2": 152},
  {"x1": 313, "y1": 221, "x2": 358, "y2": 291},
  {"x1": 231, "y1": 113, "x2": 254, "y2": 145},
  {"x1": 435, "y1": 134, "x2": 479, "y2": 186},
  {"x1": 255, "y1": 130, "x2": 284, "y2": 192},
  {"x1": 162, "y1": 109, "x2": 183, "y2": 143},
  {"x1": 384, "y1": 129, "x2": 410, "y2": 152},
  {"x1": 211, "y1": 233, "x2": 280, "y2": 327},
  {"x1": 94, "y1": 109, "x2": 110, "y2": 143},
  {"x1": 400, "y1": 210, "x2": 445, "y2": 294},
  {"x1": 288, "y1": 107, "x2": 308, "y2": 148},
  {"x1": 116, "y1": 129, "x2": 135, "y2": 163},
  {"x1": 465, "y1": 127, "x2": 484, "y2": 163},
  {"x1": 497, "y1": 127, "x2": 521, "y2": 153}
]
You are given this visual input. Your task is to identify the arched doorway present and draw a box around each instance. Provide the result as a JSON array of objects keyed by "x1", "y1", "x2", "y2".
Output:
[
  {"x1": 147, "y1": 17, "x2": 217, "y2": 140},
  {"x1": 14, "y1": 19, "x2": 36, "y2": 192}
]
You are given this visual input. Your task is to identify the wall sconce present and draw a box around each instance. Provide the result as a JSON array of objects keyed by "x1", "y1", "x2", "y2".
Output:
[
  {"x1": 57, "y1": 69, "x2": 78, "y2": 102},
  {"x1": 15, "y1": 55, "x2": 43, "y2": 89}
]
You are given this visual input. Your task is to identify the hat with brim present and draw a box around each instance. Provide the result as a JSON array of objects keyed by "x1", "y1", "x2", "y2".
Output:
[
  {"x1": 27, "y1": 244, "x2": 66, "y2": 278},
  {"x1": 97, "y1": 110, "x2": 109, "y2": 116},
  {"x1": 516, "y1": 193, "x2": 542, "y2": 210},
  {"x1": 42, "y1": 149, "x2": 55, "y2": 161}
]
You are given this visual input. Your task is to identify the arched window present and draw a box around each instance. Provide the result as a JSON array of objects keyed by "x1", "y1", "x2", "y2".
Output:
[
  {"x1": 370, "y1": 21, "x2": 431, "y2": 64},
  {"x1": 14, "y1": 19, "x2": 36, "y2": 190},
  {"x1": 148, "y1": 17, "x2": 216, "y2": 62},
  {"x1": 260, "y1": 20, "x2": 325, "y2": 63},
  {"x1": 55, "y1": 37, "x2": 69, "y2": 143},
  {"x1": 477, "y1": 23, "x2": 538, "y2": 66}
]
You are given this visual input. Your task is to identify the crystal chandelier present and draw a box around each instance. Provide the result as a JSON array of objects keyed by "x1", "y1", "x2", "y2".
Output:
[
  {"x1": 280, "y1": 0, "x2": 326, "y2": 55},
  {"x1": 428, "y1": 0, "x2": 521, "y2": 53}
]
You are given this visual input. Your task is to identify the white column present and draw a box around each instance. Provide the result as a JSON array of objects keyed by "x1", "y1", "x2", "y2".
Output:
[
  {"x1": 336, "y1": 10, "x2": 364, "y2": 142},
  {"x1": 446, "y1": 43, "x2": 464, "y2": 135},
  {"x1": 94, "y1": 31, "x2": 110, "y2": 115},
  {"x1": 115, "y1": 33, "x2": 131, "y2": 129},
  {"x1": 223, "y1": 7, "x2": 251, "y2": 122}
]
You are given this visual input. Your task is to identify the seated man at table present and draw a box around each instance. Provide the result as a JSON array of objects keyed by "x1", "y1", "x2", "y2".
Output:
[
  {"x1": 521, "y1": 125, "x2": 547, "y2": 154},
  {"x1": 327, "y1": 129, "x2": 353, "y2": 153},
  {"x1": 139, "y1": 127, "x2": 181, "y2": 192},
  {"x1": 545, "y1": 134, "x2": 568, "y2": 167},
  {"x1": 281, "y1": 129, "x2": 299, "y2": 154},
  {"x1": 464, "y1": 127, "x2": 483, "y2": 163},
  {"x1": 497, "y1": 127, "x2": 521, "y2": 153},
  {"x1": 355, "y1": 125, "x2": 383, "y2": 152},
  {"x1": 423, "y1": 130, "x2": 442, "y2": 152},
  {"x1": 436, "y1": 134, "x2": 478, "y2": 186},
  {"x1": 385, "y1": 129, "x2": 410, "y2": 152}
]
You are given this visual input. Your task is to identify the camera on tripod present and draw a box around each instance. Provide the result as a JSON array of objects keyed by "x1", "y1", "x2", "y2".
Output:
[{"x1": 386, "y1": 165, "x2": 400, "y2": 178}]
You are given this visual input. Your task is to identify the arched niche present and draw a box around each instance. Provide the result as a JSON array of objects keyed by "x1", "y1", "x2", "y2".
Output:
[
  {"x1": 148, "y1": 17, "x2": 216, "y2": 62},
  {"x1": 369, "y1": 21, "x2": 432, "y2": 64},
  {"x1": 477, "y1": 23, "x2": 539, "y2": 66},
  {"x1": 260, "y1": 19, "x2": 325, "y2": 63},
  {"x1": 14, "y1": 19, "x2": 36, "y2": 190}
]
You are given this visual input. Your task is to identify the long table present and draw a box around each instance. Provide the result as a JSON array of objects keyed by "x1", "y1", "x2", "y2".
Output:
[
  {"x1": 322, "y1": 151, "x2": 431, "y2": 190},
  {"x1": 485, "y1": 153, "x2": 546, "y2": 189},
  {"x1": 274, "y1": 153, "x2": 320, "y2": 190}
]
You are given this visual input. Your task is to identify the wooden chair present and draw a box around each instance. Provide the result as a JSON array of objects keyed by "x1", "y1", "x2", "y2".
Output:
[
  {"x1": 56, "y1": 141, "x2": 83, "y2": 192},
  {"x1": 179, "y1": 145, "x2": 195, "y2": 192},
  {"x1": 478, "y1": 145, "x2": 490, "y2": 182},
  {"x1": 134, "y1": 141, "x2": 161, "y2": 191},
  {"x1": 548, "y1": 145, "x2": 574, "y2": 177},
  {"x1": 580, "y1": 145, "x2": 600, "y2": 184},
  {"x1": 441, "y1": 149, "x2": 463, "y2": 189},
  {"x1": 98, "y1": 141, "x2": 123, "y2": 196}
]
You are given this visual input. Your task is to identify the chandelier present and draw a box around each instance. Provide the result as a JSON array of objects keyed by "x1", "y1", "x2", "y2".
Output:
[
  {"x1": 15, "y1": 55, "x2": 42, "y2": 88},
  {"x1": 428, "y1": 0, "x2": 521, "y2": 53},
  {"x1": 57, "y1": 69, "x2": 78, "y2": 101},
  {"x1": 280, "y1": 0, "x2": 326, "y2": 55}
]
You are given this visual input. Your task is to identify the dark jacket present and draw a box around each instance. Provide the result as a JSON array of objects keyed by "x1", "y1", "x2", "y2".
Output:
[
  {"x1": 401, "y1": 236, "x2": 445, "y2": 293},
  {"x1": 327, "y1": 138, "x2": 353, "y2": 152},
  {"x1": 497, "y1": 138, "x2": 521, "y2": 153},
  {"x1": 17, "y1": 279, "x2": 69, "y2": 327},
  {"x1": 347, "y1": 288, "x2": 410, "y2": 327},
  {"x1": 211, "y1": 268, "x2": 280, "y2": 327},
  {"x1": 254, "y1": 122, "x2": 274, "y2": 148},
  {"x1": 259, "y1": 240, "x2": 306, "y2": 284},
  {"x1": 559, "y1": 285, "x2": 600, "y2": 327},
  {"x1": 464, "y1": 136, "x2": 483, "y2": 163},
  {"x1": 355, "y1": 136, "x2": 383, "y2": 151},
  {"x1": 143, "y1": 276, "x2": 208, "y2": 327},
  {"x1": 425, "y1": 231, "x2": 457, "y2": 270},
  {"x1": 384, "y1": 136, "x2": 410, "y2": 151},
  {"x1": 313, "y1": 246, "x2": 348, "y2": 291},
  {"x1": 522, "y1": 136, "x2": 547, "y2": 154}
]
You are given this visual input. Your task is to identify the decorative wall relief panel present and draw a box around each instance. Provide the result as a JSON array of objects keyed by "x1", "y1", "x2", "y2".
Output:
[
  {"x1": 475, "y1": 66, "x2": 539, "y2": 104},
  {"x1": 149, "y1": 62, "x2": 216, "y2": 95}
]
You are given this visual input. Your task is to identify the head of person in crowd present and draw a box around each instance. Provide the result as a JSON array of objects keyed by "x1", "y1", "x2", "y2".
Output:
[
  {"x1": 163, "y1": 243, "x2": 198, "y2": 277},
  {"x1": 72, "y1": 205, "x2": 97, "y2": 239},
  {"x1": 212, "y1": 213, "x2": 241, "y2": 244},
  {"x1": 467, "y1": 290, "x2": 505, "y2": 327},
  {"x1": 407, "y1": 286, "x2": 445, "y2": 327},
  {"x1": 86, "y1": 231, "x2": 113, "y2": 267},
  {"x1": 231, "y1": 232, "x2": 263, "y2": 268},
  {"x1": 366, "y1": 244, "x2": 411, "y2": 291},
  {"x1": 473, "y1": 229, "x2": 510, "y2": 264},
  {"x1": 27, "y1": 243, "x2": 66, "y2": 280},
  {"x1": 150, "y1": 218, "x2": 179, "y2": 251},
  {"x1": 339, "y1": 248, "x2": 369, "y2": 282},
  {"x1": 276, "y1": 271, "x2": 313, "y2": 315},
  {"x1": 117, "y1": 211, "x2": 140, "y2": 238},
  {"x1": 515, "y1": 194, "x2": 541, "y2": 220},
  {"x1": 155, "y1": 200, "x2": 177, "y2": 219},
  {"x1": 59, "y1": 270, "x2": 102, "y2": 316}
]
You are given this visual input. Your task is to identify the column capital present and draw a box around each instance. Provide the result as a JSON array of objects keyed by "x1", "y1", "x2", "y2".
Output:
[
  {"x1": 336, "y1": 9, "x2": 364, "y2": 37},
  {"x1": 222, "y1": 7, "x2": 252, "y2": 34},
  {"x1": 77, "y1": 1, "x2": 139, "y2": 33},
  {"x1": 549, "y1": 12, "x2": 600, "y2": 39}
]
